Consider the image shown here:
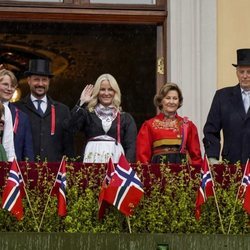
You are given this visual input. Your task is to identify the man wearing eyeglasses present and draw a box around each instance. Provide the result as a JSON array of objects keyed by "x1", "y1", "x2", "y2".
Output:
[{"x1": 203, "y1": 48, "x2": 250, "y2": 165}]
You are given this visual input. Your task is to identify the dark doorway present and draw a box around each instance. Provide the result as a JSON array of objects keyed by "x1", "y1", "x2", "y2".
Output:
[{"x1": 0, "y1": 21, "x2": 157, "y2": 156}]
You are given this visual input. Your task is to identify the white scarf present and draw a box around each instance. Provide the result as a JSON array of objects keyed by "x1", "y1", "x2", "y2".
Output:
[{"x1": 95, "y1": 104, "x2": 118, "y2": 133}]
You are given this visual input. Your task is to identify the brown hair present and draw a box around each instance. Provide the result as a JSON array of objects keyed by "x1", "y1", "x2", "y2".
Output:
[{"x1": 154, "y1": 82, "x2": 183, "y2": 110}]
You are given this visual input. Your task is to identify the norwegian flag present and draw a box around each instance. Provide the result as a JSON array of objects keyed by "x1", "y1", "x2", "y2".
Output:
[
  {"x1": 98, "y1": 158, "x2": 115, "y2": 220},
  {"x1": 239, "y1": 159, "x2": 250, "y2": 213},
  {"x1": 195, "y1": 155, "x2": 214, "y2": 220},
  {"x1": 51, "y1": 158, "x2": 67, "y2": 217},
  {"x1": 103, "y1": 154, "x2": 144, "y2": 216},
  {"x1": 1, "y1": 159, "x2": 25, "y2": 220}
]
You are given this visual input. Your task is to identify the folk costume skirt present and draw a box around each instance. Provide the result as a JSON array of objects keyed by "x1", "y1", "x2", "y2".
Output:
[{"x1": 83, "y1": 135, "x2": 124, "y2": 163}]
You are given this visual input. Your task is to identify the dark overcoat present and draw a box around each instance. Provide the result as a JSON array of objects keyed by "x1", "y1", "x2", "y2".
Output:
[
  {"x1": 9, "y1": 103, "x2": 34, "y2": 161},
  {"x1": 203, "y1": 84, "x2": 250, "y2": 164},
  {"x1": 15, "y1": 95, "x2": 74, "y2": 162}
]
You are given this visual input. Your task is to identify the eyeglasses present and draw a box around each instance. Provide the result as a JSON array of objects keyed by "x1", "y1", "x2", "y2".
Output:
[
  {"x1": 237, "y1": 69, "x2": 250, "y2": 76},
  {"x1": 0, "y1": 82, "x2": 16, "y2": 90}
]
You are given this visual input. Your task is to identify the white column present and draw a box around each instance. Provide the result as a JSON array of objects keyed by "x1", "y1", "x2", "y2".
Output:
[{"x1": 167, "y1": 0, "x2": 217, "y2": 150}]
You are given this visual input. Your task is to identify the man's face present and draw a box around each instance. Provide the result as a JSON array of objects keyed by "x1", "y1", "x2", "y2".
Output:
[
  {"x1": 27, "y1": 75, "x2": 50, "y2": 98},
  {"x1": 236, "y1": 66, "x2": 250, "y2": 91},
  {"x1": 0, "y1": 75, "x2": 16, "y2": 102}
]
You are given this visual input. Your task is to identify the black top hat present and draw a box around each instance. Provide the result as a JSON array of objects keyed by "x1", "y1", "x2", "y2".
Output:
[
  {"x1": 24, "y1": 59, "x2": 54, "y2": 77},
  {"x1": 232, "y1": 48, "x2": 250, "y2": 67}
]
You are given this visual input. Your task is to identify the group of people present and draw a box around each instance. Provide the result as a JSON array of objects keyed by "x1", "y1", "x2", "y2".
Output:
[{"x1": 0, "y1": 48, "x2": 249, "y2": 166}]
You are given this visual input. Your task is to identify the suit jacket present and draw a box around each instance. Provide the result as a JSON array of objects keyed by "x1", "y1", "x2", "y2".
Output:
[
  {"x1": 15, "y1": 95, "x2": 74, "y2": 162},
  {"x1": 203, "y1": 84, "x2": 250, "y2": 164},
  {"x1": 9, "y1": 103, "x2": 34, "y2": 161}
]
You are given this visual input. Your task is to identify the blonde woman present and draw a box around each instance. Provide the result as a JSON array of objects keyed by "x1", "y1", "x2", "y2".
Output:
[{"x1": 66, "y1": 73, "x2": 137, "y2": 163}]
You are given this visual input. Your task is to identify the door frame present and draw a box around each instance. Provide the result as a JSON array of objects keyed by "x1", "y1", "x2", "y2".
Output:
[{"x1": 0, "y1": 0, "x2": 168, "y2": 90}]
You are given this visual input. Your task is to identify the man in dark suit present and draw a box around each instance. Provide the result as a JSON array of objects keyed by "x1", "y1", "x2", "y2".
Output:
[
  {"x1": 203, "y1": 48, "x2": 250, "y2": 165},
  {"x1": 0, "y1": 69, "x2": 34, "y2": 161},
  {"x1": 15, "y1": 58, "x2": 74, "y2": 162}
]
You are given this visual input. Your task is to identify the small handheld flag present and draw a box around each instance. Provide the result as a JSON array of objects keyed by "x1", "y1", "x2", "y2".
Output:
[
  {"x1": 103, "y1": 154, "x2": 144, "y2": 216},
  {"x1": 51, "y1": 158, "x2": 67, "y2": 217},
  {"x1": 195, "y1": 156, "x2": 214, "y2": 220},
  {"x1": 1, "y1": 159, "x2": 25, "y2": 220}
]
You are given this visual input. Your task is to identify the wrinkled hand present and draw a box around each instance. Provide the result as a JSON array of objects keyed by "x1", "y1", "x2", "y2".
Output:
[{"x1": 79, "y1": 84, "x2": 94, "y2": 106}]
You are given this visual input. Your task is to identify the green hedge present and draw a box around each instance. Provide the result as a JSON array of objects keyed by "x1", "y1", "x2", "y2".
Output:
[{"x1": 0, "y1": 162, "x2": 249, "y2": 234}]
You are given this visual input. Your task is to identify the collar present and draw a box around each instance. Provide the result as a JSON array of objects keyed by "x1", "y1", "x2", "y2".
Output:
[{"x1": 30, "y1": 94, "x2": 47, "y2": 104}]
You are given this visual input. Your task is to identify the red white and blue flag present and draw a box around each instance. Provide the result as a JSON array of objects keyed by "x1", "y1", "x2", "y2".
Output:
[
  {"x1": 103, "y1": 154, "x2": 144, "y2": 216},
  {"x1": 51, "y1": 158, "x2": 67, "y2": 217},
  {"x1": 98, "y1": 158, "x2": 115, "y2": 220},
  {"x1": 1, "y1": 159, "x2": 25, "y2": 220},
  {"x1": 195, "y1": 155, "x2": 214, "y2": 220},
  {"x1": 239, "y1": 159, "x2": 250, "y2": 213}
]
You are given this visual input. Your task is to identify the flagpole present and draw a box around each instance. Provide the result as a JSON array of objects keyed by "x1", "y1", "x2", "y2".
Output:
[
  {"x1": 38, "y1": 156, "x2": 66, "y2": 231},
  {"x1": 126, "y1": 216, "x2": 132, "y2": 233},
  {"x1": 227, "y1": 159, "x2": 249, "y2": 234},
  {"x1": 207, "y1": 157, "x2": 226, "y2": 234},
  {"x1": 15, "y1": 159, "x2": 40, "y2": 232}
]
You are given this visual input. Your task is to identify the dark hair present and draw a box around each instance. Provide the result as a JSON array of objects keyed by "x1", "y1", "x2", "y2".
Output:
[{"x1": 153, "y1": 82, "x2": 183, "y2": 110}]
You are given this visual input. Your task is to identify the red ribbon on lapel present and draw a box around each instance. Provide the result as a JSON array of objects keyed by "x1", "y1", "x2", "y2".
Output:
[
  {"x1": 51, "y1": 105, "x2": 55, "y2": 135},
  {"x1": 117, "y1": 111, "x2": 120, "y2": 144},
  {"x1": 13, "y1": 108, "x2": 19, "y2": 134}
]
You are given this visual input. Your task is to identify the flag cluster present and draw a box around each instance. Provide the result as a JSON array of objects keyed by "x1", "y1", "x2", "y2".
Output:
[
  {"x1": 195, "y1": 156, "x2": 214, "y2": 220},
  {"x1": 1, "y1": 157, "x2": 67, "y2": 221},
  {"x1": 98, "y1": 154, "x2": 144, "y2": 219},
  {"x1": 3, "y1": 155, "x2": 250, "y2": 227}
]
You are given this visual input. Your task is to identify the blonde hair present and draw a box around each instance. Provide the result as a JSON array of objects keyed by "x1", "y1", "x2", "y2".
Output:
[
  {"x1": 87, "y1": 73, "x2": 121, "y2": 111},
  {"x1": 154, "y1": 82, "x2": 183, "y2": 110},
  {"x1": 0, "y1": 69, "x2": 18, "y2": 87}
]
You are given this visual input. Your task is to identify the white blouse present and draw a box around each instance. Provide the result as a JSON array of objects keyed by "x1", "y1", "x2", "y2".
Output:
[{"x1": 2, "y1": 103, "x2": 15, "y2": 161}]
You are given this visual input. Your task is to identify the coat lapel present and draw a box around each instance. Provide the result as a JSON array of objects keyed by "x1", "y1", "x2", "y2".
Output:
[{"x1": 230, "y1": 84, "x2": 246, "y2": 120}]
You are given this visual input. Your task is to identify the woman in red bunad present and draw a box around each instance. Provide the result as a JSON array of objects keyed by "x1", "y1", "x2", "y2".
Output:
[{"x1": 136, "y1": 83, "x2": 202, "y2": 167}]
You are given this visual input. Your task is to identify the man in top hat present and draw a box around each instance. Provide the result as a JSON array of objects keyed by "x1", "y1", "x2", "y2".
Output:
[
  {"x1": 203, "y1": 48, "x2": 250, "y2": 164},
  {"x1": 14, "y1": 58, "x2": 74, "y2": 162}
]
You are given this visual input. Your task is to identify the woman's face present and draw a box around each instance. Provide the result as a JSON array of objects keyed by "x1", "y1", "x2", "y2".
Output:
[
  {"x1": 98, "y1": 80, "x2": 115, "y2": 107},
  {"x1": 161, "y1": 90, "x2": 180, "y2": 114}
]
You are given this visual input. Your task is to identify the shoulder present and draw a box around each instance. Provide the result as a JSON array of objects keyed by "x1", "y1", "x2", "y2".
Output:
[
  {"x1": 48, "y1": 96, "x2": 69, "y2": 110},
  {"x1": 120, "y1": 112, "x2": 136, "y2": 126},
  {"x1": 120, "y1": 111, "x2": 134, "y2": 119},
  {"x1": 141, "y1": 113, "x2": 163, "y2": 126},
  {"x1": 215, "y1": 84, "x2": 239, "y2": 96},
  {"x1": 177, "y1": 115, "x2": 197, "y2": 128},
  {"x1": 9, "y1": 103, "x2": 28, "y2": 117},
  {"x1": 14, "y1": 96, "x2": 31, "y2": 110}
]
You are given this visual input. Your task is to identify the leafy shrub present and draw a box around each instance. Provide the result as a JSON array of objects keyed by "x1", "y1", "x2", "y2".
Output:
[{"x1": 0, "y1": 161, "x2": 249, "y2": 234}]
